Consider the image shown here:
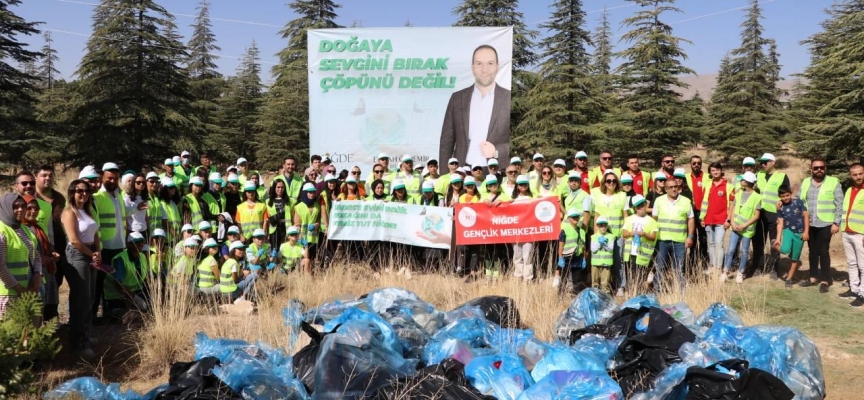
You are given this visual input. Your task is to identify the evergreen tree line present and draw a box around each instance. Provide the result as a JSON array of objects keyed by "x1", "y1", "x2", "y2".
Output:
[{"x1": 1, "y1": 0, "x2": 863, "y2": 173}]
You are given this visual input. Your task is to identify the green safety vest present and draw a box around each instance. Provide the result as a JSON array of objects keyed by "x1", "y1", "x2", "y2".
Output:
[
  {"x1": 699, "y1": 181, "x2": 733, "y2": 220},
  {"x1": 622, "y1": 215, "x2": 658, "y2": 267},
  {"x1": 295, "y1": 202, "x2": 321, "y2": 244},
  {"x1": 733, "y1": 191, "x2": 763, "y2": 238},
  {"x1": 560, "y1": 190, "x2": 588, "y2": 221},
  {"x1": 266, "y1": 200, "x2": 292, "y2": 235},
  {"x1": 159, "y1": 173, "x2": 185, "y2": 193},
  {"x1": 196, "y1": 255, "x2": 218, "y2": 288},
  {"x1": 395, "y1": 171, "x2": 422, "y2": 197},
  {"x1": 105, "y1": 250, "x2": 146, "y2": 301},
  {"x1": 247, "y1": 242, "x2": 271, "y2": 267},
  {"x1": 591, "y1": 188, "x2": 627, "y2": 236},
  {"x1": 220, "y1": 258, "x2": 239, "y2": 293},
  {"x1": 799, "y1": 177, "x2": 839, "y2": 225},
  {"x1": 93, "y1": 191, "x2": 127, "y2": 247},
  {"x1": 146, "y1": 197, "x2": 165, "y2": 236},
  {"x1": 35, "y1": 198, "x2": 52, "y2": 240},
  {"x1": 163, "y1": 200, "x2": 181, "y2": 240},
  {"x1": 0, "y1": 223, "x2": 31, "y2": 296},
  {"x1": 756, "y1": 171, "x2": 786, "y2": 213},
  {"x1": 279, "y1": 242, "x2": 304, "y2": 271},
  {"x1": 841, "y1": 187, "x2": 864, "y2": 234},
  {"x1": 655, "y1": 195, "x2": 692, "y2": 242},
  {"x1": 237, "y1": 202, "x2": 266, "y2": 240},
  {"x1": 183, "y1": 194, "x2": 205, "y2": 230},
  {"x1": 202, "y1": 192, "x2": 226, "y2": 226},
  {"x1": 272, "y1": 174, "x2": 304, "y2": 207},
  {"x1": 560, "y1": 222, "x2": 584, "y2": 257},
  {"x1": 169, "y1": 255, "x2": 195, "y2": 285},
  {"x1": 591, "y1": 232, "x2": 615, "y2": 267}
]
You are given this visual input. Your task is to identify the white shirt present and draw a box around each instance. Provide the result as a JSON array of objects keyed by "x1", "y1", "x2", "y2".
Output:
[
  {"x1": 628, "y1": 215, "x2": 650, "y2": 256},
  {"x1": 125, "y1": 194, "x2": 149, "y2": 233},
  {"x1": 74, "y1": 209, "x2": 98, "y2": 245},
  {"x1": 466, "y1": 84, "x2": 495, "y2": 167}
]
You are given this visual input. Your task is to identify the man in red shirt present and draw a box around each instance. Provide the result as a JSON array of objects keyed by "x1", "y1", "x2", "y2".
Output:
[
  {"x1": 687, "y1": 155, "x2": 711, "y2": 271},
  {"x1": 840, "y1": 163, "x2": 864, "y2": 307},
  {"x1": 700, "y1": 161, "x2": 733, "y2": 272},
  {"x1": 573, "y1": 151, "x2": 591, "y2": 193},
  {"x1": 626, "y1": 154, "x2": 650, "y2": 196}
]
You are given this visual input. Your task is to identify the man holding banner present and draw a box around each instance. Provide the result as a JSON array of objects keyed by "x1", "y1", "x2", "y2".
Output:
[{"x1": 439, "y1": 45, "x2": 511, "y2": 169}]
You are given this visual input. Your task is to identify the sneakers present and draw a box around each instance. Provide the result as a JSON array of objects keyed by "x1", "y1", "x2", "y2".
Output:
[
  {"x1": 735, "y1": 272, "x2": 744, "y2": 284},
  {"x1": 768, "y1": 271, "x2": 779, "y2": 281},
  {"x1": 616, "y1": 288, "x2": 625, "y2": 298},
  {"x1": 799, "y1": 280, "x2": 815, "y2": 288},
  {"x1": 819, "y1": 284, "x2": 829, "y2": 294},
  {"x1": 784, "y1": 279, "x2": 793, "y2": 288},
  {"x1": 552, "y1": 276, "x2": 561, "y2": 287},
  {"x1": 850, "y1": 296, "x2": 864, "y2": 308},
  {"x1": 838, "y1": 290, "x2": 857, "y2": 299}
]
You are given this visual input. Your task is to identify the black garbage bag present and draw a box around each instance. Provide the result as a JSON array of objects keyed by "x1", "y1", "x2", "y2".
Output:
[
  {"x1": 456, "y1": 296, "x2": 522, "y2": 328},
  {"x1": 292, "y1": 321, "x2": 335, "y2": 393},
  {"x1": 155, "y1": 357, "x2": 241, "y2": 400},
  {"x1": 372, "y1": 358, "x2": 496, "y2": 400},
  {"x1": 568, "y1": 306, "x2": 649, "y2": 344},
  {"x1": 685, "y1": 359, "x2": 794, "y2": 400},
  {"x1": 612, "y1": 307, "x2": 697, "y2": 397}
]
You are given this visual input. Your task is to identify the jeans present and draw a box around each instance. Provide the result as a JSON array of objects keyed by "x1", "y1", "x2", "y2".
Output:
[
  {"x1": 808, "y1": 226, "x2": 833, "y2": 283},
  {"x1": 228, "y1": 271, "x2": 258, "y2": 301},
  {"x1": 66, "y1": 244, "x2": 97, "y2": 350},
  {"x1": 655, "y1": 240, "x2": 686, "y2": 293},
  {"x1": 724, "y1": 232, "x2": 751, "y2": 274},
  {"x1": 842, "y1": 232, "x2": 864, "y2": 296},
  {"x1": 705, "y1": 225, "x2": 727, "y2": 268}
]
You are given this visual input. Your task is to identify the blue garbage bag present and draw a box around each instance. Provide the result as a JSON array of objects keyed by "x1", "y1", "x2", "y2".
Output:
[
  {"x1": 570, "y1": 334, "x2": 623, "y2": 371},
  {"x1": 213, "y1": 348, "x2": 308, "y2": 400},
  {"x1": 489, "y1": 326, "x2": 536, "y2": 355},
  {"x1": 313, "y1": 318, "x2": 418, "y2": 399},
  {"x1": 444, "y1": 304, "x2": 487, "y2": 325},
  {"x1": 660, "y1": 302, "x2": 696, "y2": 327},
  {"x1": 44, "y1": 377, "x2": 157, "y2": 400},
  {"x1": 284, "y1": 299, "x2": 306, "y2": 349},
  {"x1": 303, "y1": 298, "x2": 365, "y2": 325},
  {"x1": 423, "y1": 337, "x2": 477, "y2": 366},
  {"x1": 386, "y1": 312, "x2": 431, "y2": 359},
  {"x1": 465, "y1": 353, "x2": 534, "y2": 400},
  {"x1": 552, "y1": 288, "x2": 618, "y2": 342},
  {"x1": 517, "y1": 370, "x2": 623, "y2": 400},
  {"x1": 678, "y1": 341, "x2": 735, "y2": 367},
  {"x1": 364, "y1": 286, "x2": 422, "y2": 314},
  {"x1": 432, "y1": 313, "x2": 498, "y2": 349},
  {"x1": 629, "y1": 363, "x2": 689, "y2": 400},
  {"x1": 750, "y1": 325, "x2": 825, "y2": 400},
  {"x1": 194, "y1": 332, "x2": 256, "y2": 361},
  {"x1": 323, "y1": 307, "x2": 403, "y2": 356},
  {"x1": 695, "y1": 302, "x2": 744, "y2": 328},
  {"x1": 621, "y1": 294, "x2": 659, "y2": 310}
]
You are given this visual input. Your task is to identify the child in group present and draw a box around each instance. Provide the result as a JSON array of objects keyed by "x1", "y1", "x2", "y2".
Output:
[
  {"x1": 174, "y1": 224, "x2": 195, "y2": 258},
  {"x1": 279, "y1": 226, "x2": 309, "y2": 274},
  {"x1": 196, "y1": 238, "x2": 222, "y2": 295},
  {"x1": 621, "y1": 195, "x2": 658, "y2": 293},
  {"x1": 246, "y1": 228, "x2": 274, "y2": 273},
  {"x1": 775, "y1": 186, "x2": 810, "y2": 288},
  {"x1": 148, "y1": 228, "x2": 168, "y2": 280},
  {"x1": 590, "y1": 216, "x2": 616, "y2": 293},
  {"x1": 220, "y1": 241, "x2": 258, "y2": 301},
  {"x1": 556, "y1": 208, "x2": 586, "y2": 295},
  {"x1": 221, "y1": 225, "x2": 242, "y2": 261},
  {"x1": 170, "y1": 237, "x2": 199, "y2": 287}
]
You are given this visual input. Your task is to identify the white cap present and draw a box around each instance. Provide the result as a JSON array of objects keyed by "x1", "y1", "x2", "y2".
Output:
[
  {"x1": 533, "y1": 153, "x2": 544, "y2": 160},
  {"x1": 181, "y1": 150, "x2": 190, "y2": 157},
  {"x1": 324, "y1": 173, "x2": 337, "y2": 182},
  {"x1": 553, "y1": 159, "x2": 566, "y2": 167},
  {"x1": 229, "y1": 240, "x2": 246, "y2": 251},
  {"x1": 346, "y1": 176, "x2": 357, "y2": 184},
  {"x1": 392, "y1": 179, "x2": 406, "y2": 190},
  {"x1": 164, "y1": 158, "x2": 174, "y2": 165},
  {"x1": 568, "y1": 171, "x2": 582, "y2": 180},
  {"x1": 102, "y1": 162, "x2": 119, "y2": 172},
  {"x1": 422, "y1": 181, "x2": 435, "y2": 192},
  {"x1": 122, "y1": 173, "x2": 134, "y2": 185},
  {"x1": 208, "y1": 172, "x2": 223, "y2": 183},
  {"x1": 127, "y1": 232, "x2": 145, "y2": 242},
  {"x1": 673, "y1": 168, "x2": 687, "y2": 178},
  {"x1": 252, "y1": 228, "x2": 266, "y2": 238},
  {"x1": 302, "y1": 182, "x2": 316, "y2": 192},
  {"x1": 227, "y1": 173, "x2": 240, "y2": 183},
  {"x1": 759, "y1": 153, "x2": 775, "y2": 162},
  {"x1": 654, "y1": 171, "x2": 667, "y2": 181},
  {"x1": 227, "y1": 165, "x2": 238, "y2": 173},
  {"x1": 603, "y1": 169, "x2": 617, "y2": 177},
  {"x1": 189, "y1": 176, "x2": 203, "y2": 186},
  {"x1": 421, "y1": 167, "x2": 429, "y2": 176},
  {"x1": 145, "y1": 171, "x2": 159, "y2": 180},
  {"x1": 483, "y1": 174, "x2": 498, "y2": 186},
  {"x1": 202, "y1": 238, "x2": 218, "y2": 248},
  {"x1": 190, "y1": 234, "x2": 202, "y2": 242},
  {"x1": 566, "y1": 208, "x2": 582, "y2": 218},
  {"x1": 287, "y1": 226, "x2": 299, "y2": 235},
  {"x1": 198, "y1": 221, "x2": 212, "y2": 231},
  {"x1": 183, "y1": 237, "x2": 199, "y2": 247},
  {"x1": 450, "y1": 174, "x2": 463, "y2": 184},
  {"x1": 510, "y1": 157, "x2": 522, "y2": 164},
  {"x1": 237, "y1": 157, "x2": 248, "y2": 165},
  {"x1": 487, "y1": 158, "x2": 499, "y2": 166},
  {"x1": 621, "y1": 173, "x2": 633, "y2": 183},
  {"x1": 227, "y1": 225, "x2": 240, "y2": 234},
  {"x1": 160, "y1": 177, "x2": 176, "y2": 187},
  {"x1": 172, "y1": 156, "x2": 181, "y2": 165},
  {"x1": 516, "y1": 174, "x2": 529, "y2": 184},
  {"x1": 79, "y1": 166, "x2": 98, "y2": 179},
  {"x1": 742, "y1": 171, "x2": 758, "y2": 183},
  {"x1": 631, "y1": 194, "x2": 647, "y2": 207},
  {"x1": 181, "y1": 224, "x2": 194, "y2": 232},
  {"x1": 574, "y1": 151, "x2": 588, "y2": 159},
  {"x1": 152, "y1": 228, "x2": 166, "y2": 238},
  {"x1": 742, "y1": 157, "x2": 756, "y2": 166},
  {"x1": 243, "y1": 181, "x2": 257, "y2": 192},
  {"x1": 448, "y1": 157, "x2": 459, "y2": 165},
  {"x1": 596, "y1": 216, "x2": 609, "y2": 225},
  {"x1": 463, "y1": 176, "x2": 476, "y2": 186},
  {"x1": 401, "y1": 154, "x2": 413, "y2": 163}
]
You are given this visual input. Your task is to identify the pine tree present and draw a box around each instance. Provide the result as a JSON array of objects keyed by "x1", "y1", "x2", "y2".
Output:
[
  {"x1": 608, "y1": 0, "x2": 698, "y2": 163},
  {"x1": 517, "y1": 0, "x2": 607, "y2": 158},
  {"x1": 452, "y1": 0, "x2": 539, "y2": 71},
  {"x1": 187, "y1": 0, "x2": 220, "y2": 80},
  {"x1": 0, "y1": 0, "x2": 43, "y2": 169},
  {"x1": 36, "y1": 31, "x2": 61, "y2": 89},
  {"x1": 187, "y1": 0, "x2": 226, "y2": 163},
  {"x1": 216, "y1": 41, "x2": 263, "y2": 162},
  {"x1": 0, "y1": 293, "x2": 59, "y2": 397},
  {"x1": 255, "y1": 0, "x2": 341, "y2": 170},
  {"x1": 706, "y1": 0, "x2": 786, "y2": 162},
  {"x1": 794, "y1": 0, "x2": 864, "y2": 161},
  {"x1": 592, "y1": 7, "x2": 615, "y2": 92},
  {"x1": 68, "y1": 0, "x2": 202, "y2": 170}
]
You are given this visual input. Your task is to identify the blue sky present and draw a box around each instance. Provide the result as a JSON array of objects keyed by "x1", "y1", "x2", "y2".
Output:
[{"x1": 15, "y1": 0, "x2": 833, "y2": 84}]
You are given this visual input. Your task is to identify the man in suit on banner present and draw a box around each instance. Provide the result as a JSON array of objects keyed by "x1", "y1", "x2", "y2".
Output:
[{"x1": 439, "y1": 44, "x2": 511, "y2": 169}]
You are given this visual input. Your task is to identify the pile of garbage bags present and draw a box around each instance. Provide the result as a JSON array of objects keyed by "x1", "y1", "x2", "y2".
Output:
[{"x1": 46, "y1": 288, "x2": 825, "y2": 400}]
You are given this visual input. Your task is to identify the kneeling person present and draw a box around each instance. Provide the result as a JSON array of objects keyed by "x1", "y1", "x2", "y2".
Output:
[
  {"x1": 196, "y1": 238, "x2": 222, "y2": 295},
  {"x1": 221, "y1": 241, "x2": 258, "y2": 301}
]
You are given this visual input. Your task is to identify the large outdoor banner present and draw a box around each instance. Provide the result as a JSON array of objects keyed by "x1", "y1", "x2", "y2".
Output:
[
  {"x1": 455, "y1": 198, "x2": 562, "y2": 245},
  {"x1": 327, "y1": 200, "x2": 454, "y2": 250},
  {"x1": 308, "y1": 27, "x2": 513, "y2": 174}
]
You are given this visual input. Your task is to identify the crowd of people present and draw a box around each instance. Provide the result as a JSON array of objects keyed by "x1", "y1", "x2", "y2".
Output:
[{"x1": 1, "y1": 150, "x2": 863, "y2": 359}]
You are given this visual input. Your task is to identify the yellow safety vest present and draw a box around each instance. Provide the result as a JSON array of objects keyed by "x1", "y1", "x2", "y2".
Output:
[
  {"x1": 591, "y1": 232, "x2": 615, "y2": 267},
  {"x1": 295, "y1": 202, "x2": 321, "y2": 244},
  {"x1": 105, "y1": 250, "x2": 146, "y2": 300},
  {"x1": 841, "y1": 187, "x2": 864, "y2": 234},
  {"x1": 733, "y1": 191, "x2": 763, "y2": 239},
  {"x1": 591, "y1": 188, "x2": 627, "y2": 236},
  {"x1": 756, "y1": 171, "x2": 786, "y2": 213},
  {"x1": 237, "y1": 202, "x2": 266, "y2": 240},
  {"x1": 699, "y1": 181, "x2": 733, "y2": 220},
  {"x1": 279, "y1": 242, "x2": 304, "y2": 271},
  {"x1": 220, "y1": 258, "x2": 239, "y2": 293},
  {"x1": 169, "y1": 255, "x2": 195, "y2": 285},
  {"x1": 93, "y1": 191, "x2": 127, "y2": 246},
  {"x1": 266, "y1": 200, "x2": 293, "y2": 235},
  {"x1": 183, "y1": 194, "x2": 205, "y2": 230},
  {"x1": 590, "y1": 166, "x2": 622, "y2": 188},
  {"x1": 196, "y1": 255, "x2": 218, "y2": 288},
  {"x1": 799, "y1": 177, "x2": 839, "y2": 225},
  {"x1": 560, "y1": 222, "x2": 584, "y2": 257},
  {"x1": 622, "y1": 215, "x2": 658, "y2": 267},
  {"x1": 0, "y1": 223, "x2": 31, "y2": 296},
  {"x1": 655, "y1": 195, "x2": 692, "y2": 242}
]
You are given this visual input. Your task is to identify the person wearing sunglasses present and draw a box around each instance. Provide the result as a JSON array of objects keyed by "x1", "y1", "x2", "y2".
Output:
[
  {"x1": 14, "y1": 171, "x2": 53, "y2": 251},
  {"x1": 659, "y1": 154, "x2": 676, "y2": 181},
  {"x1": 752, "y1": 153, "x2": 789, "y2": 280},
  {"x1": 591, "y1": 151, "x2": 621, "y2": 189},
  {"x1": 572, "y1": 151, "x2": 592, "y2": 194},
  {"x1": 123, "y1": 173, "x2": 151, "y2": 240},
  {"x1": 645, "y1": 172, "x2": 667, "y2": 215},
  {"x1": 699, "y1": 162, "x2": 734, "y2": 275},
  {"x1": 502, "y1": 165, "x2": 519, "y2": 195},
  {"x1": 533, "y1": 166, "x2": 560, "y2": 199},
  {"x1": 551, "y1": 159, "x2": 569, "y2": 194},
  {"x1": 797, "y1": 157, "x2": 842, "y2": 292},
  {"x1": 686, "y1": 156, "x2": 711, "y2": 272},
  {"x1": 652, "y1": 175, "x2": 695, "y2": 293},
  {"x1": 366, "y1": 165, "x2": 392, "y2": 196},
  {"x1": 591, "y1": 170, "x2": 628, "y2": 296},
  {"x1": 395, "y1": 155, "x2": 421, "y2": 198}
]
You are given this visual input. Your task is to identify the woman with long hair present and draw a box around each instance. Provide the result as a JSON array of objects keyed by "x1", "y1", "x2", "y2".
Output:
[
  {"x1": 723, "y1": 172, "x2": 762, "y2": 284},
  {"x1": 338, "y1": 176, "x2": 365, "y2": 200},
  {"x1": 294, "y1": 183, "x2": 326, "y2": 270},
  {"x1": 235, "y1": 182, "x2": 268, "y2": 242},
  {"x1": 444, "y1": 175, "x2": 464, "y2": 207},
  {"x1": 646, "y1": 172, "x2": 667, "y2": 215},
  {"x1": 590, "y1": 170, "x2": 628, "y2": 296},
  {"x1": 512, "y1": 175, "x2": 535, "y2": 283},
  {"x1": 124, "y1": 173, "x2": 150, "y2": 236},
  {"x1": 389, "y1": 179, "x2": 416, "y2": 204},
  {"x1": 266, "y1": 179, "x2": 291, "y2": 249},
  {"x1": 365, "y1": 179, "x2": 388, "y2": 270},
  {"x1": 60, "y1": 180, "x2": 100, "y2": 358},
  {"x1": 533, "y1": 165, "x2": 559, "y2": 198},
  {"x1": 158, "y1": 178, "x2": 182, "y2": 241}
]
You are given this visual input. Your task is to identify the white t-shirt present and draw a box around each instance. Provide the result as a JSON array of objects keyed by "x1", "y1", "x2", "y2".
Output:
[
  {"x1": 628, "y1": 215, "x2": 650, "y2": 256},
  {"x1": 125, "y1": 194, "x2": 149, "y2": 232}
]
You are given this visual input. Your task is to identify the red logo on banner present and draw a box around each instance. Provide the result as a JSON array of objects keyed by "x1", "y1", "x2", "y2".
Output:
[{"x1": 455, "y1": 198, "x2": 562, "y2": 245}]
